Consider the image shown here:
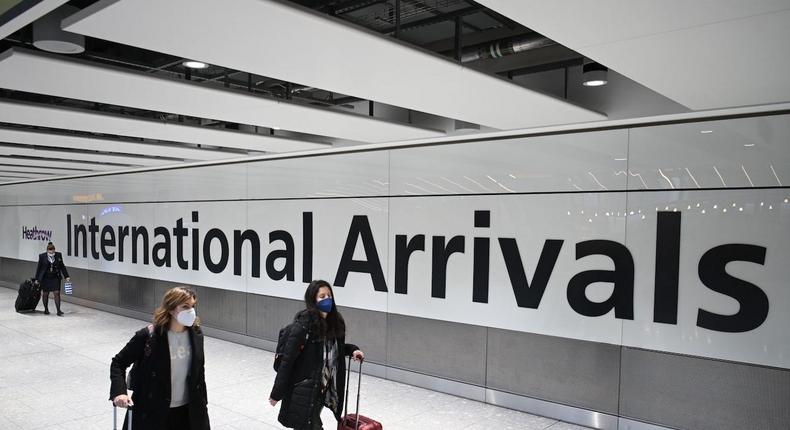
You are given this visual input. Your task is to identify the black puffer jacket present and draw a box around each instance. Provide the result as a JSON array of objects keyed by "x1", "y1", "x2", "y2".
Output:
[
  {"x1": 110, "y1": 325, "x2": 210, "y2": 430},
  {"x1": 270, "y1": 310, "x2": 359, "y2": 429}
]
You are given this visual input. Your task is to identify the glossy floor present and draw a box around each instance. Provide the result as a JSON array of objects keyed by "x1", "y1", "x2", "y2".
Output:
[{"x1": 0, "y1": 287, "x2": 591, "y2": 430}]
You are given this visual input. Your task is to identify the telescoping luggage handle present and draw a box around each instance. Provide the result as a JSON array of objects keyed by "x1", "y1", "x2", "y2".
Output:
[
  {"x1": 112, "y1": 404, "x2": 132, "y2": 430},
  {"x1": 343, "y1": 355, "x2": 364, "y2": 430}
]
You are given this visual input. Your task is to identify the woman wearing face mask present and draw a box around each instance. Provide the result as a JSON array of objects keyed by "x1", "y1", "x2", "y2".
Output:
[
  {"x1": 269, "y1": 279, "x2": 365, "y2": 430},
  {"x1": 110, "y1": 287, "x2": 210, "y2": 430},
  {"x1": 34, "y1": 242, "x2": 70, "y2": 315}
]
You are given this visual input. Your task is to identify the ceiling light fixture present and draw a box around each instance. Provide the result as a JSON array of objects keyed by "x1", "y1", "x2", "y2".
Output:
[
  {"x1": 582, "y1": 61, "x2": 608, "y2": 87},
  {"x1": 182, "y1": 60, "x2": 209, "y2": 69},
  {"x1": 33, "y1": 5, "x2": 85, "y2": 54}
]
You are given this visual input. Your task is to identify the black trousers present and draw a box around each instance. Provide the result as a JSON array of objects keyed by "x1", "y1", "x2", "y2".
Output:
[{"x1": 167, "y1": 404, "x2": 191, "y2": 430}]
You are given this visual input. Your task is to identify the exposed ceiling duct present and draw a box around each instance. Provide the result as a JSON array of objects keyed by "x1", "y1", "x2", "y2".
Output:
[{"x1": 461, "y1": 35, "x2": 555, "y2": 63}]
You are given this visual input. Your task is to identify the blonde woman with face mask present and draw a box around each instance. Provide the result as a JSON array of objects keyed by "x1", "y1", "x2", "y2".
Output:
[{"x1": 110, "y1": 287, "x2": 210, "y2": 430}]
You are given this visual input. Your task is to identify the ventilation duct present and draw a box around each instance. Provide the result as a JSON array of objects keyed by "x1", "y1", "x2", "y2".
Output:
[
  {"x1": 33, "y1": 5, "x2": 84, "y2": 54},
  {"x1": 461, "y1": 35, "x2": 555, "y2": 63}
]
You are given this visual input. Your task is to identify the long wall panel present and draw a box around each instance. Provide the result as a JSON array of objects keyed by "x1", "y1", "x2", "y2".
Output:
[
  {"x1": 619, "y1": 347, "x2": 790, "y2": 430},
  {"x1": 1, "y1": 113, "x2": 788, "y2": 430},
  {"x1": 486, "y1": 328, "x2": 621, "y2": 414},
  {"x1": 387, "y1": 314, "x2": 488, "y2": 386}
]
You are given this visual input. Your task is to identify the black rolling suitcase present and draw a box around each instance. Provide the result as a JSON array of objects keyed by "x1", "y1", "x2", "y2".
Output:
[{"x1": 15, "y1": 278, "x2": 41, "y2": 313}]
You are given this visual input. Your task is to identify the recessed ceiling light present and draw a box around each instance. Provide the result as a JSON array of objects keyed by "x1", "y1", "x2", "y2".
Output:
[
  {"x1": 583, "y1": 79, "x2": 607, "y2": 87},
  {"x1": 744, "y1": 143, "x2": 755, "y2": 147},
  {"x1": 700, "y1": 130, "x2": 713, "y2": 134},
  {"x1": 582, "y1": 61, "x2": 608, "y2": 87},
  {"x1": 182, "y1": 60, "x2": 209, "y2": 69}
]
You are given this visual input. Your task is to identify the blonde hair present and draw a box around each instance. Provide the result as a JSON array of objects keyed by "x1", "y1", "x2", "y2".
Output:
[{"x1": 153, "y1": 287, "x2": 199, "y2": 331}]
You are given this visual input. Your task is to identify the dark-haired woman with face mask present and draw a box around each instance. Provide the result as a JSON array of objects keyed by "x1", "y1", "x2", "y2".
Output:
[
  {"x1": 110, "y1": 287, "x2": 210, "y2": 430},
  {"x1": 269, "y1": 280, "x2": 365, "y2": 430}
]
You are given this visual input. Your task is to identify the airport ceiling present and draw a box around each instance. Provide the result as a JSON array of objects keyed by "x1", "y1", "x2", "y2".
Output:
[{"x1": 0, "y1": 0, "x2": 788, "y2": 183}]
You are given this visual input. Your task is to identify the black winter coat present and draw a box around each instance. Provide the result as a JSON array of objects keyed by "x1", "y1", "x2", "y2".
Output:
[
  {"x1": 270, "y1": 311, "x2": 359, "y2": 429},
  {"x1": 110, "y1": 325, "x2": 210, "y2": 430}
]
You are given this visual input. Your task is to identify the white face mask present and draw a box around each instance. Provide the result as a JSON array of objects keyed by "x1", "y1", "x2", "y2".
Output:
[
  {"x1": 47, "y1": 251, "x2": 55, "y2": 257},
  {"x1": 175, "y1": 308, "x2": 196, "y2": 327}
]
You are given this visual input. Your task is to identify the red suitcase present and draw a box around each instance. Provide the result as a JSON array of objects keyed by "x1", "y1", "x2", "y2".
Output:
[{"x1": 338, "y1": 357, "x2": 382, "y2": 430}]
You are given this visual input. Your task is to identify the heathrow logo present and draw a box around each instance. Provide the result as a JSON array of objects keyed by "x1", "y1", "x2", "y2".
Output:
[{"x1": 21, "y1": 225, "x2": 52, "y2": 242}]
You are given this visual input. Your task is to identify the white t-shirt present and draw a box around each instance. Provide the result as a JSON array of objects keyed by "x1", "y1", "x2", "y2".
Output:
[{"x1": 167, "y1": 329, "x2": 192, "y2": 407}]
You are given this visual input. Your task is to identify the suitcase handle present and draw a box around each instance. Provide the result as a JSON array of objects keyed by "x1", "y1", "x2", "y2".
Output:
[
  {"x1": 113, "y1": 404, "x2": 132, "y2": 430},
  {"x1": 343, "y1": 356, "x2": 363, "y2": 430}
]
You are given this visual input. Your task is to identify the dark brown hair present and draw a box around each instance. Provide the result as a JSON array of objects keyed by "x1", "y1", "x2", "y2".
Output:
[{"x1": 303, "y1": 280, "x2": 345, "y2": 339}]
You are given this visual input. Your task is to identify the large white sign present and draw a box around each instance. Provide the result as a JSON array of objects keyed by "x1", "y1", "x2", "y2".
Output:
[{"x1": 2, "y1": 189, "x2": 788, "y2": 369}]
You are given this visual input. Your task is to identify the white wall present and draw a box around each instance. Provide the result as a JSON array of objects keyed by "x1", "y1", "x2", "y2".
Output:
[{"x1": 2, "y1": 113, "x2": 788, "y2": 369}]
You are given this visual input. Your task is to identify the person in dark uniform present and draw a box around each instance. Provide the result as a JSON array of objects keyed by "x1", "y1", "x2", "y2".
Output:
[{"x1": 34, "y1": 242, "x2": 70, "y2": 316}]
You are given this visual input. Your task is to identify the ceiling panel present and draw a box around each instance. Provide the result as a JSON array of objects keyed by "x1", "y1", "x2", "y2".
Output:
[
  {"x1": 0, "y1": 144, "x2": 176, "y2": 166},
  {"x1": 0, "y1": 127, "x2": 243, "y2": 161},
  {"x1": 475, "y1": 1, "x2": 790, "y2": 110},
  {"x1": 0, "y1": 156, "x2": 124, "y2": 171},
  {"x1": 0, "y1": 0, "x2": 68, "y2": 39},
  {"x1": 0, "y1": 164, "x2": 91, "y2": 174},
  {"x1": 474, "y1": 1, "x2": 790, "y2": 49},
  {"x1": 0, "y1": 48, "x2": 443, "y2": 143},
  {"x1": 0, "y1": 100, "x2": 328, "y2": 153},
  {"x1": 0, "y1": 171, "x2": 50, "y2": 179},
  {"x1": 62, "y1": 0, "x2": 606, "y2": 130}
]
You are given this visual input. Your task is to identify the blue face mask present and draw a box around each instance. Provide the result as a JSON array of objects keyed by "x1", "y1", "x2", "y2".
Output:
[{"x1": 316, "y1": 297, "x2": 333, "y2": 312}]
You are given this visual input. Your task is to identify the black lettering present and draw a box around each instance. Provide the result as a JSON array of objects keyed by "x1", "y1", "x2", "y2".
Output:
[
  {"x1": 66, "y1": 215, "x2": 72, "y2": 257},
  {"x1": 131, "y1": 226, "x2": 149, "y2": 265},
  {"x1": 302, "y1": 212, "x2": 313, "y2": 283},
  {"x1": 654, "y1": 212, "x2": 681, "y2": 324},
  {"x1": 267, "y1": 230, "x2": 294, "y2": 281},
  {"x1": 697, "y1": 244, "x2": 769, "y2": 333},
  {"x1": 192, "y1": 211, "x2": 200, "y2": 271},
  {"x1": 152, "y1": 227, "x2": 171, "y2": 267},
  {"x1": 499, "y1": 238, "x2": 563, "y2": 308},
  {"x1": 234, "y1": 230, "x2": 261, "y2": 277},
  {"x1": 394, "y1": 234, "x2": 425, "y2": 294},
  {"x1": 118, "y1": 226, "x2": 129, "y2": 262},
  {"x1": 431, "y1": 235, "x2": 465, "y2": 299},
  {"x1": 173, "y1": 218, "x2": 189, "y2": 270},
  {"x1": 472, "y1": 210, "x2": 490, "y2": 303},
  {"x1": 334, "y1": 216, "x2": 387, "y2": 292},
  {"x1": 203, "y1": 228, "x2": 229, "y2": 274},
  {"x1": 74, "y1": 223, "x2": 87, "y2": 258},
  {"x1": 100, "y1": 225, "x2": 116, "y2": 261},
  {"x1": 567, "y1": 240, "x2": 634, "y2": 319},
  {"x1": 89, "y1": 217, "x2": 100, "y2": 259}
]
